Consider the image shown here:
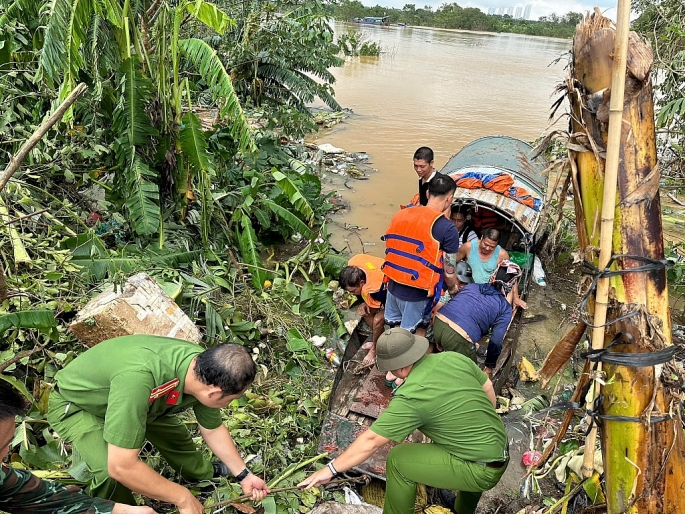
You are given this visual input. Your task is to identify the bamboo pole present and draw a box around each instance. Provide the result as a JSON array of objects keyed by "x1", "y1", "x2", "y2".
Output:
[
  {"x1": 581, "y1": 0, "x2": 631, "y2": 478},
  {"x1": 0, "y1": 82, "x2": 88, "y2": 194}
]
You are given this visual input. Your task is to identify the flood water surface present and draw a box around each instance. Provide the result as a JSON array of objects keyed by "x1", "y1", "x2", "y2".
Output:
[{"x1": 315, "y1": 23, "x2": 571, "y2": 256}]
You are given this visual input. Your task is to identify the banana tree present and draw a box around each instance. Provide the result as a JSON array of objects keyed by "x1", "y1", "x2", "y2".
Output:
[
  {"x1": 37, "y1": 0, "x2": 254, "y2": 240},
  {"x1": 566, "y1": 8, "x2": 685, "y2": 512}
]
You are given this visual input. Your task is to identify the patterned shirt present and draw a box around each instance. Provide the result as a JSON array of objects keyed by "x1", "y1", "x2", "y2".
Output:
[{"x1": 0, "y1": 464, "x2": 114, "y2": 514}]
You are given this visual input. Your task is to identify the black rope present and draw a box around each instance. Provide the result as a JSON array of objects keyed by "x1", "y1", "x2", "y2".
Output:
[
  {"x1": 578, "y1": 254, "x2": 673, "y2": 329},
  {"x1": 580, "y1": 332, "x2": 677, "y2": 367},
  {"x1": 536, "y1": 331, "x2": 677, "y2": 430}
]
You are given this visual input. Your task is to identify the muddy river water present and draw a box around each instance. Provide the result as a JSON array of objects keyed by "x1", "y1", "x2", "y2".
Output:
[{"x1": 314, "y1": 22, "x2": 571, "y2": 257}]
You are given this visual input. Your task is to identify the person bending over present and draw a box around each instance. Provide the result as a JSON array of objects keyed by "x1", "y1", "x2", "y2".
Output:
[
  {"x1": 434, "y1": 261, "x2": 523, "y2": 377},
  {"x1": 299, "y1": 328, "x2": 508, "y2": 514},
  {"x1": 47, "y1": 336, "x2": 269, "y2": 514},
  {"x1": 340, "y1": 254, "x2": 387, "y2": 366}
]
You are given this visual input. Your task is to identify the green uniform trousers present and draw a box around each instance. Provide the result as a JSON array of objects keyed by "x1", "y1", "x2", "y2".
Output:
[
  {"x1": 433, "y1": 318, "x2": 477, "y2": 363},
  {"x1": 384, "y1": 443, "x2": 507, "y2": 514},
  {"x1": 47, "y1": 391, "x2": 213, "y2": 504}
]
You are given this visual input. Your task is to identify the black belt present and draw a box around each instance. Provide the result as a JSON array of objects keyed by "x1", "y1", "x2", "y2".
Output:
[{"x1": 475, "y1": 459, "x2": 507, "y2": 469}]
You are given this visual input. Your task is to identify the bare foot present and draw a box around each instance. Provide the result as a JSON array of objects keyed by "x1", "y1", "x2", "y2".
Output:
[
  {"x1": 361, "y1": 340, "x2": 373, "y2": 350},
  {"x1": 362, "y1": 348, "x2": 377, "y2": 366}
]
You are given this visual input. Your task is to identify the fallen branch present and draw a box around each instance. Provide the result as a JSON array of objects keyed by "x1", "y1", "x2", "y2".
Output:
[
  {"x1": 268, "y1": 453, "x2": 329, "y2": 489},
  {"x1": 667, "y1": 192, "x2": 685, "y2": 207},
  {"x1": 204, "y1": 475, "x2": 370, "y2": 511},
  {"x1": 0, "y1": 342, "x2": 49, "y2": 373},
  {"x1": 0, "y1": 83, "x2": 88, "y2": 194}
]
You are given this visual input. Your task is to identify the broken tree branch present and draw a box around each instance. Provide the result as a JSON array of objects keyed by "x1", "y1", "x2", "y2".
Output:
[{"x1": 0, "y1": 83, "x2": 88, "y2": 194}]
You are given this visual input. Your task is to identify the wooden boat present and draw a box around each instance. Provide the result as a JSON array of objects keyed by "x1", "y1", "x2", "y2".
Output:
[
  {"x1": 353, "y1": 16, "x2": 390, "y2": 26},
  {"x1": 318, "y1": 136, "x2": 549, "y2": 478}
]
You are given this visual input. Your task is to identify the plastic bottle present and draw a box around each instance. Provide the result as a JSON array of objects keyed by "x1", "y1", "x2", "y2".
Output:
[
  {"x1": 325, "y1": 348, "x2": 341, "y2": 366},
  {"x1": 533, "y1": 255, "x2": 546, "y2": 286}
]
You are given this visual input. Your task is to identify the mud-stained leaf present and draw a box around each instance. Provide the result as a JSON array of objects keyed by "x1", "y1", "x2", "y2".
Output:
[{"x1": 230, "y1": 502, "x2": 257, "y2": 514}]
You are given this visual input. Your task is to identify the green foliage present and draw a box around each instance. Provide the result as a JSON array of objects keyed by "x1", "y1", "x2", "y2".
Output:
[
  {"x1": 633, "y1": 0, "x2": 685, "y2": 181},
  {"x1": 337, "y1": 29, "x2": 381, "y2": 57},
  {"x1": 211, "y1": 0, "x2": 343, "y2": 122},
  {"x1": 0, "y1": 311, "x2": 58, "y2": 340},
  {"x1": 0, "y1": 4, "x2": 350, "y2": 510}
]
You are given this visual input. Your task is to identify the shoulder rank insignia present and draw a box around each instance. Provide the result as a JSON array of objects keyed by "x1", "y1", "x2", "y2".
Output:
[{"x1": 149, "y1": 379, "x2": 180, "y2": 403}]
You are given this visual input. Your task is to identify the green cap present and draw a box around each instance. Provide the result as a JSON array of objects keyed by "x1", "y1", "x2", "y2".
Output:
[{"x1": 376, "y1": 328, "x2": 429, "y2": 372}]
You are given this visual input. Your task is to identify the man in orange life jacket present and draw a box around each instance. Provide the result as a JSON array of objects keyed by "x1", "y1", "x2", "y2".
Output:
[
  {"x1": 382, "y1": 174, "x2": 460, "y2": 341},
  {"x1": 404, "y1": 147, "x2": 437, "y2": 208},
  {"x1": 339, "y1": 254, "x2": 387, "y2": 365}
]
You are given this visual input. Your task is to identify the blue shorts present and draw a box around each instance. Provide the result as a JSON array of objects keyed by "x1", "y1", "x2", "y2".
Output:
[{"x1": 384, "y1": 290, "x2": 432, "y2": 333}]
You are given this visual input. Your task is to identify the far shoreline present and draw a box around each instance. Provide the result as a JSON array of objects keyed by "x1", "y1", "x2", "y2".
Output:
[{"x1": 334, "y1": 19, "x2": 573, "y2": 43}]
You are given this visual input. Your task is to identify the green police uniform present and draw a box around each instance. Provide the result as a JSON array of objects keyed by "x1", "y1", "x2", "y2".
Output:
[
  {"x1": 0, "y1": 464, "x2": 114, "y2": 513},
  {"x1": 47, "y1": 335, "x2": 223, "y2": 504},
  {"x1": 369, "y1": 352, "x2": 508, "y2": 514}
]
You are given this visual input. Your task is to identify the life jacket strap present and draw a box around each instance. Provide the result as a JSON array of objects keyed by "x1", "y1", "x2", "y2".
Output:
[
  {"x1": 382, "y1": 233, "x2": 425, "y2": 253},
  {"x1": 381, "y1": 261, "x2": 420, "y2": 281},
  {"x1": 385, "y1": 248, "x2": 442, "y2": 274}
]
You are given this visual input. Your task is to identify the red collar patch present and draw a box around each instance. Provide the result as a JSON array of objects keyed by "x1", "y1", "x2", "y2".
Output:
[{"x1": 149, "y1": 379, "x2": 180, "y2": 403}]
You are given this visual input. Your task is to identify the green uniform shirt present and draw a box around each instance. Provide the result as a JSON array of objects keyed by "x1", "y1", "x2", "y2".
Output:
[
  {"x1": 370, "y1": 352, "x2": 508, "y2": 463},
  {"x1": 54, "y1": 335, "x2": 222, "y2": 449}
]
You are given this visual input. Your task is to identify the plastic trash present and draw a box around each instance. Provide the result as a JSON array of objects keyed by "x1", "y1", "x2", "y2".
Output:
[
  {"x1": 522, "y1": 450, "x2": 543, "y2": 467},
  {"x1": 325, "y1": 348, "x2": 341, "y2": 366},
  {"x1": 533, "y1": 256, "x2": 546, "y2": 286},
  {"x1": 344, "y1": 487, "x2": 363, "y2": 505},
  {"x1": 309, "y1": 335, "x2": 327, "y2": 348}
]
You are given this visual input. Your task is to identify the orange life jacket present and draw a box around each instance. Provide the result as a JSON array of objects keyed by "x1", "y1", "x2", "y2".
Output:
[
  {"x1": 347, "y1": 254, "x2": 385, "y2": 309},
  {"x1": 382, "y1": 206, "x2": 444, "y2": 296},
  {"x1": 401, "y1": 192, "x2": 421, "y2": 209}
]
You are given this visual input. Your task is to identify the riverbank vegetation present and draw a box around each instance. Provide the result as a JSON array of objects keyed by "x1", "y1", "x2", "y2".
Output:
[
  {"x1": 0, "y1": 0, "x2": 353, "y2": 510},
  {"x1": 327, "y1": 1, "x2": 583, "y2": 38}
]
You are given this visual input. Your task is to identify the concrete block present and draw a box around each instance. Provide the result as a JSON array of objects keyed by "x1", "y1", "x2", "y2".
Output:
[{"x1": 70, "y1": 272, "x2": 201, "y2": 346}]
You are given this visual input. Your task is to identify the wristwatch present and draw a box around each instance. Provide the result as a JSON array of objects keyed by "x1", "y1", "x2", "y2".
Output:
[
  {"x1": 235, "y1": 467, "x2": 250, "y2": 481},
  {"x1": 327, "y1": 460, "x2": 339, "y2": 476}
]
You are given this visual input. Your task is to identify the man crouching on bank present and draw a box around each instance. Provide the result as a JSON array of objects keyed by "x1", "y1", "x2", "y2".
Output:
[{"x1": 299, "y1": 328, "x2": 508, "y2": 514}]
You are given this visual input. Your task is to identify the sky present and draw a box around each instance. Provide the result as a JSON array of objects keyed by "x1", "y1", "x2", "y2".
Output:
[{"x1": 360, "y1": 1, "x2": 617, "y2": 21}]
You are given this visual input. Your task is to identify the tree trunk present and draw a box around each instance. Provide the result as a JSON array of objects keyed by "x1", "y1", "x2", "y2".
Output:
[{"x1": 567, "y1": 8, "x2": 685, "y2": 513}]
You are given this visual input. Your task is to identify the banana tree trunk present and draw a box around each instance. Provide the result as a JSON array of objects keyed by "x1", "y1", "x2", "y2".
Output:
[{"x1": 567, "y1": 8, "x2": 685, "y2": 513}]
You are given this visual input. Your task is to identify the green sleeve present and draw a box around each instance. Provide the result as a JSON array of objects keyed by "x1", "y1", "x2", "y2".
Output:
[
  {"x1": 0, "y1": 465, "x2": 114, "y2": 514},
  {"x1": 193, "y1": 403, "x2": 222, "y2": 430},
  {"x1": 103, "y1": 372, "x2": 155, "y2": 449},
  {"x1": 470, "y1": 359, "x2": 488, "y2": 386},
  {"x1": 369, "y1": 396, "x2": 422, "y2": 442}
]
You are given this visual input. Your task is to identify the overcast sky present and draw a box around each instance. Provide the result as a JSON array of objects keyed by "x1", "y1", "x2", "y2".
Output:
[{"x1": 360, "y1": 1, "x2": 617, "y2": 21}]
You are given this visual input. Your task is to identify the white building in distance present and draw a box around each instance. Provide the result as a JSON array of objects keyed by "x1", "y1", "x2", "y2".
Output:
[
  {"x1": 514, "y1": 6, "x2": 523, "y2": 19},
  {"x1": 523, "y1": 4, "x2": 532, "y2": 20}
]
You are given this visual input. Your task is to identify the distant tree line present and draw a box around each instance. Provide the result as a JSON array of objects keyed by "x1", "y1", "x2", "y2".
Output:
[{"x1": 325, "y1": 1, "x2": 584, "y2": 39}]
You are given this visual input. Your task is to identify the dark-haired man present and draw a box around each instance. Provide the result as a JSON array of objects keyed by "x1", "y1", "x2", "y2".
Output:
[
  {"x1": 456, "y1": 228, "x2": 526, "y2": 309},
  {"x1": 339, "y1": 254, "x2": 387, "y2": 365},
  {"x1": 383, "y1": 174, "x2": 460, "y2": 343},
  {"x1": 0, "y1": 380, "x2": 156, "y2": 514},
  {"x1": 404, "y1": 147, "x2": 437, "y2": 208},
  {"x1": 47, "y1": 336, "x2": 269, "y2": 514}
]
